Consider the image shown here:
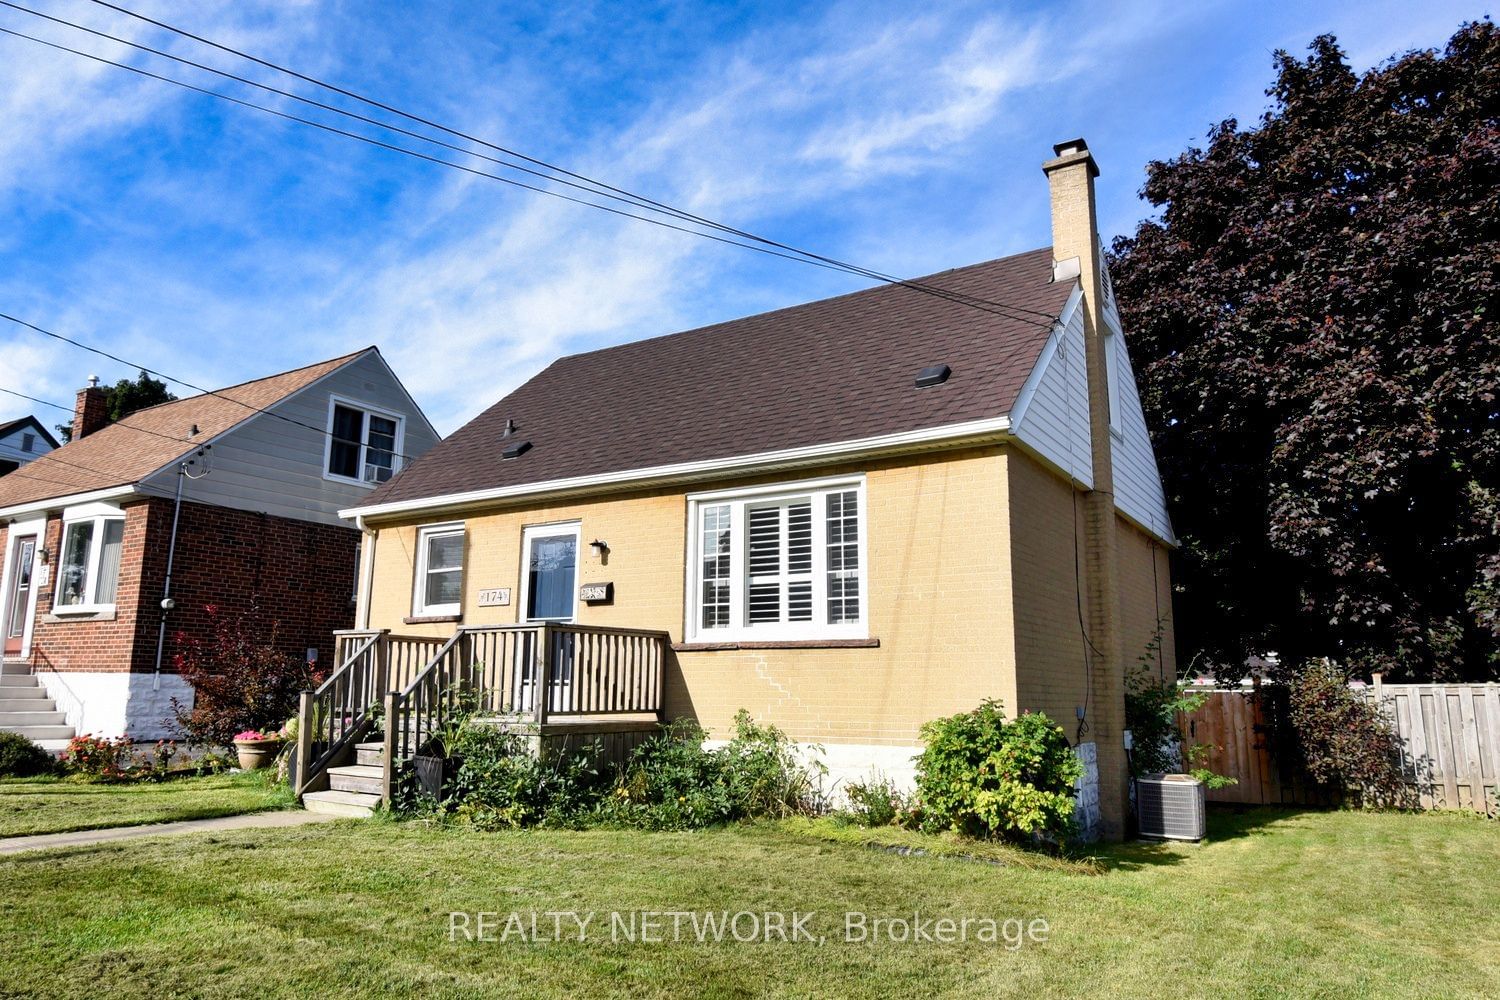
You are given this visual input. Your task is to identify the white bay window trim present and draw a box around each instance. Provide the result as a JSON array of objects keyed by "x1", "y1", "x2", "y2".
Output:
[
  {"x1": 685, "y1": 475, "x2": 868, "y2": 642},
  {"x1": 412, "y1": 523, "x2": 465, "y2": 618},
  {"x1": 53, "y1": 504, "x2": 126, "y2": 615}
]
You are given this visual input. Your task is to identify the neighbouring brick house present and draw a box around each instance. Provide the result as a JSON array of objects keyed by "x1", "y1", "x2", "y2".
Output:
[
  {"x1": 0, "y1": 349, "x2": 439, "y2": 743},
  {"x1": 308, "y1": 138, "x2": 1175, "y2": 841}
]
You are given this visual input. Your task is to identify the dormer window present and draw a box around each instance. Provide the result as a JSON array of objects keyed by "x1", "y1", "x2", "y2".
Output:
[{"x1": 325, "y1": 397, "x2": 403, "y2": 486}]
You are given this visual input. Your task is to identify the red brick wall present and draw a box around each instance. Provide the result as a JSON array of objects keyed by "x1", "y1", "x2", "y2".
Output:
[
  {"x1": 23, "y1": 498, "x2": 357, "y2": 674},
  {"x1": 26, "y1": 502, "x2": 149, "y2": 673}
]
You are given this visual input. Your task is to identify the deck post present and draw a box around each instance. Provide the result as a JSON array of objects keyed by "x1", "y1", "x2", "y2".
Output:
[
  {"x1": 381, "y1": 690, "x2": 398, "y2": 806},
  {"x1": 295, "y1": 690, "x2": 314, "y2": 795},
  {"x1": 536, "y1": 625, "x2": 552, "y2": 725},
  {"x1": 374, "y1": 629, "x2": 391, "y2": 697}
]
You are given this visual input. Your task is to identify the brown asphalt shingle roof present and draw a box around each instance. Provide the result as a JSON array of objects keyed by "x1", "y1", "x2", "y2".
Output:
[
  {"x1": 364, "y1": 248, "x2": 1069, "y2": 508},
  {"x1": 0, "y1": 349, "x2": 371, "y2": 510}
]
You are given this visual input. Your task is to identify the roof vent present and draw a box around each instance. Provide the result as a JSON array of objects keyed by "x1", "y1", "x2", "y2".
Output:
[
  {"x1": 501, "y1": 439, "x2": 532, "y2": 460},
  {"x1": 915, "y1": 364, "x2": 951, "y2": 388},
  {"x1": 502, "y1": 418, "x2": 517, "y2": 437}
]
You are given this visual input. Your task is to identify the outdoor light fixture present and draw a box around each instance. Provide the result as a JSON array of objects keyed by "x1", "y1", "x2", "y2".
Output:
[{"x1": 590, "y1": 539, "x2": 609, "y2": 556}]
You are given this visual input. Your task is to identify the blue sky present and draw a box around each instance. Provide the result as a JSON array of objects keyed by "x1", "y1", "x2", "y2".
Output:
[{"x1": 0, "y1": 0, "x2": 1486, "y2": 435}]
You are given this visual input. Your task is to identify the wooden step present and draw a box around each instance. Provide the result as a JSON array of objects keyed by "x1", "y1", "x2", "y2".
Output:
[
  {"x1": 303, "y1": 789, "x2": 380, "y2": 818},
  {"x1": 327, "y1": 764, "x2": 383, "y2": 795},
  {"x1": 355, "y1": 742, "x2": 386, "y2": 767}
]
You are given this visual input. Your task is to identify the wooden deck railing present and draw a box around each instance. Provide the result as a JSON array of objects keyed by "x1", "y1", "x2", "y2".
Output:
[
  {"x1": 381, "y1": 623, "x2": 670, "y2": 802},
  {"x1": 295, "y1": 629, "x2": 385, "y2": 795},
  {"x1": 296, "y1": 630, "x2": 463, "y2": 795}
]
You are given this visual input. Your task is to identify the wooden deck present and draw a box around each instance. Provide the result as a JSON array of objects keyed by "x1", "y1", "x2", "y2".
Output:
[{"x1": 296, "y1": 624, "x2": 672, "y2": 803}]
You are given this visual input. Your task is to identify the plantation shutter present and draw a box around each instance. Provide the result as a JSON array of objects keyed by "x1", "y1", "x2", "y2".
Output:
[{"x1": 746, "y1": 499, "x2": 813, "y2": 625}]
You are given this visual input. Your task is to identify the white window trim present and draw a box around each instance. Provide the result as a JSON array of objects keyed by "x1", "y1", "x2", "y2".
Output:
[
  {"x1": 518, "y1": 522, "x2": 582, "y2": 623},
  {"x1": 1103, "y1": 316, "x2": 1124, "y2": 441},
  {"x1": 412, "y1": 522, "x2": 464, "y2": 618},
  {"x1": 52, "y1": 510, "x2": 126, "y2": 615},
  {"x1": 0, "y1": 515, "x2": 45, "y2": 656},
  {"x1": 322, "y1": 393, "x2": 406, "y2": 489},
  {"x1": 685, "y1": 475, "x2": 868, "y2": 642}
]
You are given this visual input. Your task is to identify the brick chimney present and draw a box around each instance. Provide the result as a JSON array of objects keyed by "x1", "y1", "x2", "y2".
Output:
[
  {"x1": 73, "y1": 375, "x2": 109, "y2": 440},
  {"x1": 1041, "y1": 138, "x2": 1128, "y2": 841}
]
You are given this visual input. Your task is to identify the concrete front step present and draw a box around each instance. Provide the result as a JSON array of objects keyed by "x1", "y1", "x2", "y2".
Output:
[
  {"x1": 0, "y1": 710, "x2": 65, "y2": 726},
  {"x1": 328, "y1": 764, "x2": 383, "y2": 795},
  {"x1": 1, "y1": 661, "x2": 33, "y2": 675},
  {"x1": 0, "y1": 688, "x2": 51, "y2": 702},
  {"x1": 303, "y1": 789, "x2": 380, "y2": 818},
  {"x1": 355, "y1": 742, "x2": 386, "y2": 767},
  {"x1": 0, "y1": 674, "x2": 40, "y2": 687},
  {"x1": 0, "y1": 724, "x2": 74, "y2": 741}
]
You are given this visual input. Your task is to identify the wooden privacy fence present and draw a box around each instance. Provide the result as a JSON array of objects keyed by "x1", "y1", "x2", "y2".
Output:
[{"x1": 1179, "y1": 680, "x2": 1500, "y2": 816}]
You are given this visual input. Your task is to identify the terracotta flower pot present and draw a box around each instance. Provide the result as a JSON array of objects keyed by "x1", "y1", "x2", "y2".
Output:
[{"x1": 234, "y1": 739, "x2": 281, "y2": 770}]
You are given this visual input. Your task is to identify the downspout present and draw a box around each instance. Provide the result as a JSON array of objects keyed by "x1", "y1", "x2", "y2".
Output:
[{"x1": 356, "y1": 514, "x2": 378, "y2": 630}]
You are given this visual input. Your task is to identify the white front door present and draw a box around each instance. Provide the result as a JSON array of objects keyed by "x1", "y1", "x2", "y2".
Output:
[
  {"x1": 1, "y1": 519, "x2": 44, "y2": 660},
  {"x1": 517, "y1": 523, "x2": 580, "y2": 712}
]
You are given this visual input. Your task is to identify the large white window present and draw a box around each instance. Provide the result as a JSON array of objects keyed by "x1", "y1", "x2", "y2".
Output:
[
  {"x1": 325, "y1": 396, "x2": 403, "y2": 486},
  {"x1": 413, "y1": 524, "x2": 464, "y2": 617},
  {"x1": 54, "y1": 514, "x2": 125, "y2": 613},
  {"x1": 686, "y1": 477, "x2": 867, "y2": 641}
]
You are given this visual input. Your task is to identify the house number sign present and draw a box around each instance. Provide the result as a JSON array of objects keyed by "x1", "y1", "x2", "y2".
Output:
[
  {"x1": 579, "y1": 582, "x2": 613, "y2": 603},
  {"x1": 477, "y1": 588, "x2": 511, "y2": 607}
]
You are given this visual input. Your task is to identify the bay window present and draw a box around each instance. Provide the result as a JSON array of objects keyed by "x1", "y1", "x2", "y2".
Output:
[
  {"x1": 55, "y1": 515, "x2": 125, "y2": 611},
  {"x1": 687, "y1": 477, "x2": 867, "y2": 641}
]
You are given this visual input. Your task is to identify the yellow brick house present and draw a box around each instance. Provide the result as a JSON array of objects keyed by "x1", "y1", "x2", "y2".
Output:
[{"x1": 308, "y1": 139, "x2": 1174, "y2": 841}]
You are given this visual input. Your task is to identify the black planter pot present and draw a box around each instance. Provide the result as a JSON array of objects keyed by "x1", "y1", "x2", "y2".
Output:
[{"x1": 413, "y1": 754, "x2": 464, "y2": 802}]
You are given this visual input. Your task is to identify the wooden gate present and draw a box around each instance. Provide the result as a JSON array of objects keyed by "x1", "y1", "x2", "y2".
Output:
[
  {"x1": 1178, "y1": 680, "x2": 1500, "y2": 815},
  {"x1": 1179, "y1": 686, "x2": 1304, "y2": 805}
]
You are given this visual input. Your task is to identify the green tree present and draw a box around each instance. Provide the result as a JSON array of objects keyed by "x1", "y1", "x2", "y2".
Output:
[
  {"x1": 104, "y1": 369, "x2": 175, "y2": 422},
  {"x1": 59, "y1": 370, "x2": 176, "y2": 440},
  {"x1": 1108, "y1": 22, "x2": 1499, "y2": 681}
]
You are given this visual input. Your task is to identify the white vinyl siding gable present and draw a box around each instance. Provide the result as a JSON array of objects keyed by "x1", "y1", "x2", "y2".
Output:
[
  {"x1": 1010, "y1": 284, "x2": 1174, "y2": 544},
  {"x1": 686, "y1": 477, "x2": 867, "y2": 641},
  {"x1": 137, "y1": 351, "x2": 441, "y2": 527}
]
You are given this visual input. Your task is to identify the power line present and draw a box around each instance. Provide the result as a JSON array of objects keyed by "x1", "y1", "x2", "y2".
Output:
[
  {"x1": 0, "y1": 314, "x2": 424, "y2": 463},
  {"x1": 0, "y1": 384, "x2": 196, "y2": 446},
  {"x1": 0, "y1": 25, "x2": 884, "y2": 289},
  {"x1": 2, "y1": 6, "x2": 1061, "y2": 330},
  {"x1": 79, "y1": 0, "x2": 1062, "y2": 323}
]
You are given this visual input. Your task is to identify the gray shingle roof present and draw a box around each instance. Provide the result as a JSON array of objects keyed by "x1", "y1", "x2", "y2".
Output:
[{"x1": 364, "y1": 248, "x2": 1069, "y2": 507}]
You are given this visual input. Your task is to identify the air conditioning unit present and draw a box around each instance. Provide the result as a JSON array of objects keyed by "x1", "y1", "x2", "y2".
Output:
[{"x1": 1136, "y1": 773, "x2": 1206, "y2": 841}]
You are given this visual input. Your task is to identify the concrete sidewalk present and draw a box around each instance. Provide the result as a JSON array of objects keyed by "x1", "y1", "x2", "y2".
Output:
[{"x1": 0, "y1": 810, "x2": 337, "y2": 855}]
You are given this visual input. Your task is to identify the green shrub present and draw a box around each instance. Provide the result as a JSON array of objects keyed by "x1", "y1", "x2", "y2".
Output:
[
  {"x1": 1286, "y1": 661, "x2": 1411, "y2": 808},
  {"x1": 441, "y1": 724, "x2": 607, "y2": 830},
  {"x1": 393, "y1": 710, "x2": 823, "y2": 832},
  {"x1": 0, "y1": 731, "x2": 57, "y2": 778},
  {"x1": 601, "y1": 711, "x2": 823, "y2": 830},
  {"x1": 915, "y1": 700, "x2": 1082, "y2": 843},
  {"x1": 840, "y1": 773, "x2": 910, "y2": 828}
]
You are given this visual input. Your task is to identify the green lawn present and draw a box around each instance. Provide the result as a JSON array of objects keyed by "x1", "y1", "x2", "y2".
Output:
[
  {"x1": 0, "y1": 807, "x2": 1495, "y2": 998},
  {"x1": 0, "y1": 771, "x2": 293, "y2": 837}
]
